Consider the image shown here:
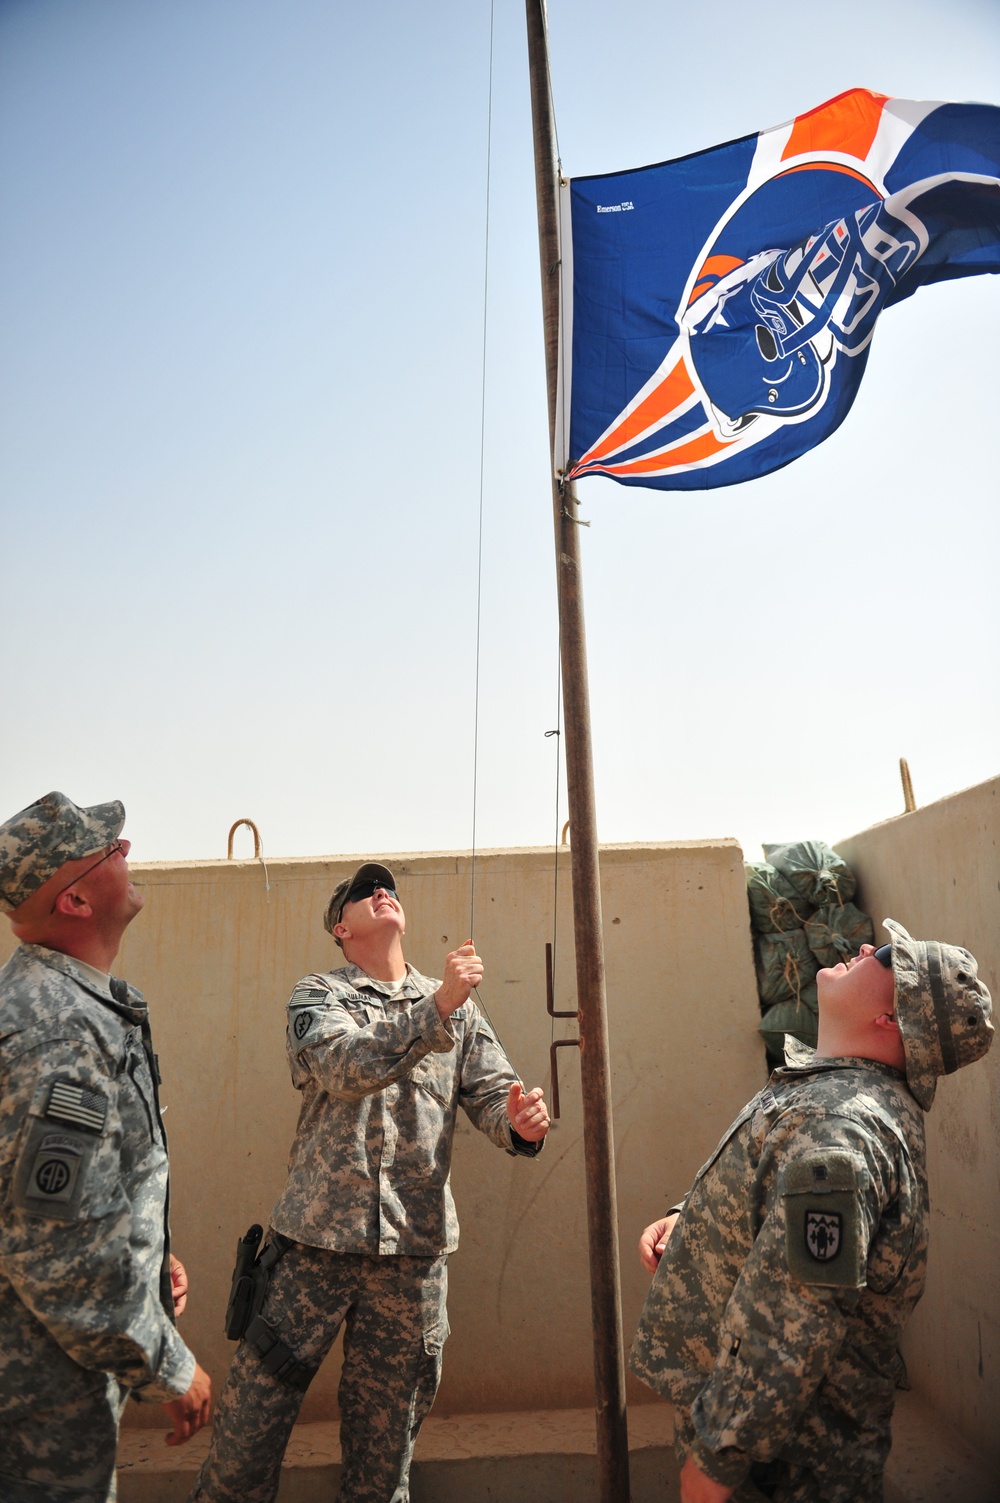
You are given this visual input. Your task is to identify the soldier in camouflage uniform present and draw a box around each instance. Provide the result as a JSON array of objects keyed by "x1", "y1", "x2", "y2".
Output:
[
  {"x1": 0, "y1": 791, "x2": 212, "y2": 1503},
  {"x1": 632, "y1": 920, "x2": 993, "y2": 1503},
  {"x1": 191, "y1": 860, "x2": 550, "y2": 1503}
]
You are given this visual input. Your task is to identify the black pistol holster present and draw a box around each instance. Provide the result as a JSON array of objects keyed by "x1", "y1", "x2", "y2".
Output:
[
  {"x1": 224, "y1": 1224, "x2": 315, "y2": 1391},
  {"x1": 224, "y1": 1223, "x2": 269, "y2": 1339}
]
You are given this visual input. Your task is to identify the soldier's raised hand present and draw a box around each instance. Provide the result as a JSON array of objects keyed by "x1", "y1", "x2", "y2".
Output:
[
  {"x1": 434, "y1": 940, "x2": 484, "y2": 1020},
  {"x1": 507, "y1": 1082, "x2": 550, "y2": 1141}
]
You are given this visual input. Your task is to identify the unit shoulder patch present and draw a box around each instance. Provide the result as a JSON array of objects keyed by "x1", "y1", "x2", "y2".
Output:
[
  {"x1": 11, "y1": 1120, "x2": 99, "y2": 1221},
  {"x1": 780, "y1": 1149, "x2": 867, "y2": 1288}
]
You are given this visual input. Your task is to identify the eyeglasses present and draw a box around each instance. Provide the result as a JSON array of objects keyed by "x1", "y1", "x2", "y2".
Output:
[
  {"x1": 874, "y1": 944, "x2": 893, "y2": 969},
  {"x1": 337, "y1": 880, "x2": 397, "y2": 923},
  {"x1": 50, "y1": 840, "x2": 124, "y2": 915}
]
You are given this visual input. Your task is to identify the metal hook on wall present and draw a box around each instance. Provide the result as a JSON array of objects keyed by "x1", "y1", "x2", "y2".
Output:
[
  {"x1": 227, "y1": 819, "x2": 262, "y2": 859},
  {"x1": 226, "y1": 819, "x2": 270, "y2": 893},
  {"x1": 899, "y1": 758, "x2": 917, "y2": 814}
]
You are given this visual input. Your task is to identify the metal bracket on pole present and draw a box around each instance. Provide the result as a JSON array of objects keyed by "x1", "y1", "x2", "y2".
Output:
[
  {"x1": 546, "y1": 940, "x2": 581, "y2": 1121},
  {"x1": 549, "y1": 1038, "x2": 582, "y2": 1120}
]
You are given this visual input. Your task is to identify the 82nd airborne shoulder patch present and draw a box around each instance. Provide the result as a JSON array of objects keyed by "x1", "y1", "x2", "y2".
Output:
[{"x1": 11, "y1": 1077, "x2": 110, "y2": 1222}]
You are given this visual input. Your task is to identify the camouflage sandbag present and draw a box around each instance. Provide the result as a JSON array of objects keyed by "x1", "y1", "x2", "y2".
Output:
[
  {"x1": 755, "y1": 929, "x2": 818, "y2": 1007},
  {"x1": 805, "y1": 902, "x2": 875, "y2": 968},
  {"x1": 759, "y1": 996, "x2": 819, "y2": 1053},
  {"x1": 745, "y1": 862, "x2": 813, "y2": 934},
  {"x1": 763, "y1": 840, "x2": 857, "y2": 907}
]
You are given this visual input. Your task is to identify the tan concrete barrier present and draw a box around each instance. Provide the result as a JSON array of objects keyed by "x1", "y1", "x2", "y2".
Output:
[
  {"x1": 836, "y1": 774, "x2": 1000, "y2": 1471},
  {"x1": 3, "y1": 781, "x2": 995, "y2": 1475},
  {"x1": 0, "y1": 838, "x2": 761, "y2": 1425}
]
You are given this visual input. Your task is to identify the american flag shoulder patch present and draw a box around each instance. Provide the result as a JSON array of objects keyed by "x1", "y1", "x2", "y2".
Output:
[{"x1": 45, "y1": 1078, "x2": 108, "y2": 1134}]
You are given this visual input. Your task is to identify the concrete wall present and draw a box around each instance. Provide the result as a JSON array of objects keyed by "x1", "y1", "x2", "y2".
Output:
[
  {"x1": 0, "y1": 839, "x2": 764, "y2": 1426},
  {"x1": 836, "y1": 775, "x2": 1000, "y2": 1469}
]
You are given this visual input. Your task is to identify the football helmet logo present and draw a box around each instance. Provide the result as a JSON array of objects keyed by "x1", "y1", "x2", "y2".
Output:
[{"x1": 683, "y1": 177, "x2": 920, "y2": 435}]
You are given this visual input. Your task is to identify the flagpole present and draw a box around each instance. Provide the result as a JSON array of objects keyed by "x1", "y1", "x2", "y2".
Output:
[{"x1": 524, "y1": 4, "x2": 631, "y2": 1499}]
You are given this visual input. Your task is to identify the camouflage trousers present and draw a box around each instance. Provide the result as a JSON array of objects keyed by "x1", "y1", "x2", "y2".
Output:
[
  {"x1": 674, "y1": 1410, "x2": 884, "y2": 1503},
  {"x1": 0, "y1": 1383, "x2": 126, "y2": 1502},
  {"x1": 0, "y1": 1284, "x2": 128, "y2": 1503},
  {"x1": 189, "y1": 1242, "x2": 449, "y2": 1503}
]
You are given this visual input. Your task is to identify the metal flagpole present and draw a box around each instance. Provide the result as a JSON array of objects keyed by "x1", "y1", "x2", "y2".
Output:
[{"x1": 524, "y1": 3, "x2": 631, "y2": 1498}]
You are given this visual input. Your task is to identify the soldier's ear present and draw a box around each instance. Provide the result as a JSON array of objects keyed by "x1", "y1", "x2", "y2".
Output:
[
  {"x1": 874, "y1": 1012, "x2": 901, "y2": 1034},
  {"x1": 53, "y1": 890, "x2": 94, "y2": 922},
  {"x1": 333, "y1": 918, "x2": 351, "y2": 943}
]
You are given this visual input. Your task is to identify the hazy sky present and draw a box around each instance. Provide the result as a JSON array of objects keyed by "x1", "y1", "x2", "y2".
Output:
[{"x1": 2, "y1": 0, "x2": 998, "y2": 866}]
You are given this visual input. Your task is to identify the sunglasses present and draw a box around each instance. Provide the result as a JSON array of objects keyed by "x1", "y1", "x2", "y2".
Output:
[
  {"x1": 337, "y1": 880, "x2": 397, "y2": 923},
  {"x1": 50, "y1": 839, "x2": 125, "y2": 915},
  {"x1": 874, "y1": 944, "x2": 893, "y2": 969}
]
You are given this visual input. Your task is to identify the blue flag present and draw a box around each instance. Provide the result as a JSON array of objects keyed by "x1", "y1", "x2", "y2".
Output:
[{"x1": 560, "y1": 90, "x2": 1000, "y2": 491}]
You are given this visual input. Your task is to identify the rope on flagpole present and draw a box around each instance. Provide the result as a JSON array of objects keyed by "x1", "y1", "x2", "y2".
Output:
[
  {"x1": 463, "y1": 0, "x2": 514, "y2": 1060},
  {"x1": 468, "y1": 0, "x2": 496, "y2": 947}
]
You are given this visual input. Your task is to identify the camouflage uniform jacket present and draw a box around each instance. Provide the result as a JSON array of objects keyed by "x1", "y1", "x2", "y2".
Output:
[
  {"x1": 271, "y1": 961, "x2": 540, "y2": 1255},
  {"x1": 0, "y1": 943, "x2": 196, "y2": 1405},
  {"x1": 631, "y1": 1058, "x2": 928, "y2": 1497}
]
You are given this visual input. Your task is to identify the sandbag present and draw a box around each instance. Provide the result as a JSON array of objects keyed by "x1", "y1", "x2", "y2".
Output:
[
  {"x1": 745, "y1": 862, "x2": 813, "y2": 934},
  {"x1": 759, "y1": 996, "x2": 819, "y2": 1052},
  {"x1": 764, "y1": 839, "x2": 857, "y2": 907},
  {"x1": 805, "y1": 902, "x2": 875, "y2": 968},
  {"x1": 755, "y1": 929, "x2": 818, "y2": 1007}
]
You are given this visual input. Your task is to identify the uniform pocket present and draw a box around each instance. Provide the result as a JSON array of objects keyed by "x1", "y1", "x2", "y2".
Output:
[
  {"x1": 411, "y1": 1054, "x2": 456, "y2": 1109},
  {"x1": 420, "y1": 1255, "x2": 450, "y2": 1355},
  {"x1": 422, "y1": 1314, "x2": 451, "y2": 1356}
]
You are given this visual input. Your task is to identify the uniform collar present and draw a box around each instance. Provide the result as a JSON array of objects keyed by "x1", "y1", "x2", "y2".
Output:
[
  {"x1": 20, "y1": 942, "x2": 148, "y2": 1021},
  {"x1": 342, "y1": 959, "x2": 432, "y2": 1000},
  {"x1": 774, "y1": 1054, "x2": 907, "y2": 1087}
]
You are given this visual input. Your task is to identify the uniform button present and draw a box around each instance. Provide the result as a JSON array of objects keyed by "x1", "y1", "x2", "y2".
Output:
[{"x1": 385, "y1": 1085, "x2": 399, "y2": 1102}]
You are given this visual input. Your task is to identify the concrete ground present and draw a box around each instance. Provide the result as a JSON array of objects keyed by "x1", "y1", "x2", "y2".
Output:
[{"x1": 116, "y1": 1390, "x2": 998, "y2": 1502}]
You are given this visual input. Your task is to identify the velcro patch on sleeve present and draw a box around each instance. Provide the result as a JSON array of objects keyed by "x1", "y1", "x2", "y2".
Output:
[
  {"x1": 289, "y1": 986, "x2": 331, "y2": 1046},
  {"x1": 11, "y1": 1122, "x2": 98, "y2": 1221},
  {"x1": 780, "y1": 1150, "x2": 868, "y2": 1289},
  {"x1": 45, "y1": 1078, "x2": 108, "y2": 1135}
]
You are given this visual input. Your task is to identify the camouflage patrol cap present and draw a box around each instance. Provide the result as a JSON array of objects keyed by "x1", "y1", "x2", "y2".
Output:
[
  {"x1": 883, "y1": 917, "x2": 993, "y2": 1111},
  {"x1": 0, "y1": 791, "x2": 125, "y2": 914},
  {"x1": 323, "y1": 862, "x2": 397, "y2": 935}
]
